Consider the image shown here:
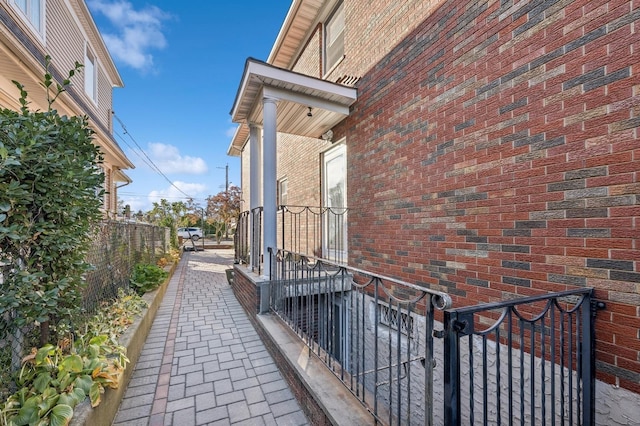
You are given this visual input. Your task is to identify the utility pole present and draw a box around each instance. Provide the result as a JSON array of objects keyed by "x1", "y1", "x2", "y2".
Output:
[
  {"x1": 218, "y1": 163, "x2": 230, "y2": 239},
  {"x1": 218, "y1": 163, "x2": 229, "y2": 195},
  {"x1": 225, "y1": 163, "x2": 229, "y2": 196}
]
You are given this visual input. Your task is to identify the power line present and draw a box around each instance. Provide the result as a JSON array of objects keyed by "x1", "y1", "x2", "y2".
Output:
[
  {"x1": 113, "y1": 130, "x2": 157, "y2": 173},
  {"x1": 118, "y1": 191, "x2": 207, "y2": 202},
  {"x1": 112, "y1": 111, "x2": 194, "y2": 200}
]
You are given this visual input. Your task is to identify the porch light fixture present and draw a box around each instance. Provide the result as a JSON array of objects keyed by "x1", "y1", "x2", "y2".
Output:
[{"x1": 307, "y1": 107, "x2": 313, "y2": 117}]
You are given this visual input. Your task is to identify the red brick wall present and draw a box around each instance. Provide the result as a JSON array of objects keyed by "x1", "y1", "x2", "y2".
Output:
[
  {"x1": 340, "y1": 0, "x2": 640, "y2": 392},
  {"x1": 232, "y1": 267, "x2": 260, "y2": 315}
]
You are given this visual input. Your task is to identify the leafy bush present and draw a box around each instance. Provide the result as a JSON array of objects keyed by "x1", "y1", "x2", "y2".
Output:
[
  {"x1": 129, "y1": 264, "x2": 168, "y2": 295},
  {"x1": 0, "y1": 58, "x2": 104, "y2": 345}
]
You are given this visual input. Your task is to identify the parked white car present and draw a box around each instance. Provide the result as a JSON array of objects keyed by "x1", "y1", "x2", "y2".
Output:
[{"x1": 177, "y1": 227, "x2": 203, "y2": 240}]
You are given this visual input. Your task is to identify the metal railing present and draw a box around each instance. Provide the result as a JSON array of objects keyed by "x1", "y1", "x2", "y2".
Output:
[
  {"x1": 269, "y1": 248, "x2": 452, "y2": 425},
  {"x1": 235, "y1": 207, "x2": 602, "y2": 423},
  {"x1": 443, "y1": 289, "x2": 601, "y2": 425},
  {"x1": 235, "y1": 206, "x2": 349, "y2": 274},
  {"x1": 234, "y1": 207, "x2": 262, "y2": 273},
  {"x1": 235, "y1": 210, "x2": 250, "y2": 265},
  {"x1": 278, "y1": 205, "x2": 349, "y2": 265},
  {"x1": 268, "y1": 248, "x2": 601, "y2": 425}
]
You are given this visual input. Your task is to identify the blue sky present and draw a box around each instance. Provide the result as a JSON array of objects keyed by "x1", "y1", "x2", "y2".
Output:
[{"x1": 86, "y1": 1, "x2": 292, "y2": 213}]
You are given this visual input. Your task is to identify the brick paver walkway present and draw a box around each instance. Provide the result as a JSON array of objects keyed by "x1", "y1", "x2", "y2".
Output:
[{"x1": 113, "y1": 249, "x2": 308, "y2": 426}]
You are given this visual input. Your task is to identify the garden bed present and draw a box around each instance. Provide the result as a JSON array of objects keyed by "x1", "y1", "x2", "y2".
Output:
[{"x1": 69, "y1": 260, "x2": 177, "y2": 426}]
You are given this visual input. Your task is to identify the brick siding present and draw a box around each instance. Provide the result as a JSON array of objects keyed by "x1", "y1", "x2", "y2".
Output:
[
  {"x1": 231, "y1": 267, "x2": 261, "y2": 315},
  {"x1": 336, "y1": 0, "x2": 640, "y2": 393}
]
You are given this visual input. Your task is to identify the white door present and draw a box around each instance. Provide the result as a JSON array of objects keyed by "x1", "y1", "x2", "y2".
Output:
[{"x1": 322, "y1": 143, "x2": 347, "y2": 262}]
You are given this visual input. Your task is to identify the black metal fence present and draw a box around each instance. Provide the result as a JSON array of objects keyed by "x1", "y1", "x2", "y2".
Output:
[
  {"x1": 443, "y1": 289, "x2": 601, "y2": 425},
  {"x1": 235, "y1": 210, "x2": 250, "y2": 265},
  {"x1": 269, "y1": 248, "x2": 452, "y2": 425},
  {"x1": 236, "y1": 206, "x2": 602, "y2": 423},
  {"x1": 268, "y1": 248, "x2": 601, "y2": 425},
  {"x1": 278, "y1": 205, "x2": 349, "y2": 265},
  {"x1": 235, "y1": 206, "x2": 348, "y2": 274},
  {"x1": 234, "y1": 208, "x2": 262, "y2": 273},
  {"x1": 0, "y1": 220, "x2": 169, "y2": 402}
]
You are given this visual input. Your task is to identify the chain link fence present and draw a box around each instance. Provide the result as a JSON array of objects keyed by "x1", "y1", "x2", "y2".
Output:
[{"x1": 0, "y1": 220, "x2": 169, "y2": 402}]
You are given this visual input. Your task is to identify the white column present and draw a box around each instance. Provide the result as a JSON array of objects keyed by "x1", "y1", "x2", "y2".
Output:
[
  {"x1": 262, "y1": 97, "x2": 278, "y2": 279},
  {"x1": 249, "y1": 123, "x2": 262, "y2": 271}
]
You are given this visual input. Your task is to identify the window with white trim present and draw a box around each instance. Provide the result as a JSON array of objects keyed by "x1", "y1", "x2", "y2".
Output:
[
  {"x1": 322, "y1": 143, "x2": 347, "y2": 261},
  {"x1": 13, "y1": 0, "x2": 44, "y2": 34},
  {"x1": 324, "y1": 1, "x2": 344, "y2": 73},
  {"x1": 84, "y1": 48, "x2": 97, "y2": 103},
  {"x1": 278, "y1": 178, "x2": 288, "y2": 206}
]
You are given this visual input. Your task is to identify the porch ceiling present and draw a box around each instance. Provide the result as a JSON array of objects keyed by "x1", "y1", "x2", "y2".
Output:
[{"x1": 228, "y1": 58, "x2": 357, "y2": 156}]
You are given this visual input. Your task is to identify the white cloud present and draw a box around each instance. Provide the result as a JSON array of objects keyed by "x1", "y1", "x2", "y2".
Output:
[
  {"x1": 148, "y1": 181, "x2": 208, "y2": 205},
  {"x1": 148, "y1": 142, "x2": 208, "y2": 174},
  {"x1": 88, "y1": 0, "x2": 170, "y2": 71}
]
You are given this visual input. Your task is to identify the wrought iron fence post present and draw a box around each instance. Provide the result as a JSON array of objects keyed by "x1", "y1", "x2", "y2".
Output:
[
  {"x1": 443, "y1": 310, "x2": 460, "y2": 426},
  {"x1": 279, "y1": 206, "x2": 283, "y2": 254},
  {"x1": 425, "y1": 298, "x2": 435, "y2": 426},
  {"x1": 583, "y1": 291, "x2": 604, "y2": 426}
]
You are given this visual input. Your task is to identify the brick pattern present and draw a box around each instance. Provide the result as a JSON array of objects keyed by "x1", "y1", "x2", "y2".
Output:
[
  {"x1": 233, "y1": 268, "x2": 261, "y2": 315},
  {"x1": 113, "y1": 251, "x2": 308, "y2": 426},
  {"x1": 338, "y1": 0, "x2": 446, "y2": 82},
  {"x1": 291, "y1": 24, "x2": 322, "y2": 77},
  {"x1": 276, "y1": 133, "x2": 331, "y2": 207},
  {"x1": 248, "y1": 313, "x2": 333, "y2": 426},
  {"x1": 333, "y1": 0, "x2": 640, "y2": 393}
]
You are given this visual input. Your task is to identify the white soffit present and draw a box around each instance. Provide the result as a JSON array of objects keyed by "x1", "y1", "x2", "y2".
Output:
[
  {"x1": 268, "y1": 0, "x2": 327, "y2": 69},
  {"x1": 228, "y1": 58, "x2": 357, "y2": 156}
]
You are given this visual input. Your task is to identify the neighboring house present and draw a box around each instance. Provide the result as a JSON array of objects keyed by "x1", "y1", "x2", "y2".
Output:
[
  {"x1": 228, "y1": 0, "x2": 640, "y2": 423},
  {"x1": 0, "y1": 0, "x2": 133, "y2": 215}
]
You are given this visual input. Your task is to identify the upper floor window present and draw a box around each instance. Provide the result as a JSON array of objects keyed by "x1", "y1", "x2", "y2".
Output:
[
  {"x1": 85, "y1": 48, "x2": 97, "y2": 103},
  {"x1": 324, "y1": 1, "x2": 344, "y2": 74},
  {"x1": 13, "y1": 0, "x2": 44, "y2": 34}
]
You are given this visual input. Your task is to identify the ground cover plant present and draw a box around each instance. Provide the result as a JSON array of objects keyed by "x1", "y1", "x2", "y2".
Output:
[
  {"x1": 129, "y1": 263, "x2": 169, "y2": 295},
  {"x1": 0, "y1": 289, "x2": 148, "y2": 426}
]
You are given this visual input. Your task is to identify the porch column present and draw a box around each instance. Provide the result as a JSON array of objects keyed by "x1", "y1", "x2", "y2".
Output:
[
  {"x1": 262, "y1": 97, "x2": 277, "y2": 279},
  {"x1": 248, "y1": 123, "x2": 262, "y2": 271}
]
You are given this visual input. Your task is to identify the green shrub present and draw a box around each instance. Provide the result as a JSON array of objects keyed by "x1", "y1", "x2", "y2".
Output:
[
  {"x1": 129, "y1": 264, "x2": 168, "y2": 295},
  {"x1": 0, "y1": 57, "x2": 103, "y2": 346}
]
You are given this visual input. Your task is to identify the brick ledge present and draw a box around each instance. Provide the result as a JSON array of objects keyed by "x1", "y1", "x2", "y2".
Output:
[{"x1": 256, "y1": 313, "x2": 374, "y2": 425}]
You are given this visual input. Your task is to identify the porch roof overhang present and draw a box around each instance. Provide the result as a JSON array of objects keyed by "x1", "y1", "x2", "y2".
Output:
[{"x1": 227, "y1": 58, "x2": 357, "y2": 156}]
